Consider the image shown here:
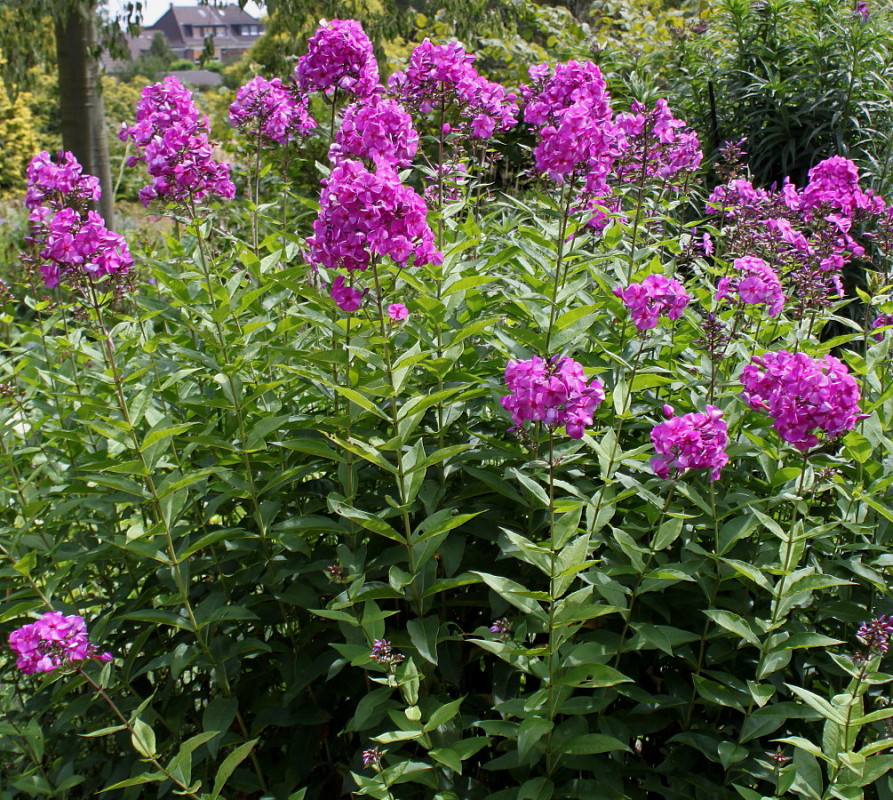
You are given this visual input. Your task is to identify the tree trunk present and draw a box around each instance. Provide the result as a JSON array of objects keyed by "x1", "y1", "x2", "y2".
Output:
[{"x1": 55, "y1": 5, "x2": 115, "y2": 227}]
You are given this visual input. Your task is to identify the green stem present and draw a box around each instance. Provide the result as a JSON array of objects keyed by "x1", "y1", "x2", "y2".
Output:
[
  {"x1": 77, "y1": 667, "x2": 204, "y2": 800},
  {"x1": 544, "y1": 177, "x2": 577, "y2": 354},
  {"x1": 372, "y1": 261, "x2": 417, "y2": 608}
]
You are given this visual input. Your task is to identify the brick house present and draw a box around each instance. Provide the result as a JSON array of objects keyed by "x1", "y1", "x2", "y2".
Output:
[{"x1": 146, "y1": 4, "x2": 264, "y2": 63}]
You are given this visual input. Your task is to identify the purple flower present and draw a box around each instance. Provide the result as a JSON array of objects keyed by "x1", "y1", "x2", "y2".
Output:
[
  {"x1": 30, "y1": 207, "x2": 132, "y2": 289},
  {"x1": 522, "y1": 61, "x2": 620, "y2": 193},
  {"x1": 857, "y1": 616, "x2": 893, "y2": 654},
  {"x1": 650, "y1": 405, "x2": 729, "y2": 482},
  {"x1": 715, "y1": 256, "x2": 785, "y2": 316},
  {"x1": 25, "y1": 151, "x2": 101, "y2": 211},
  {"x1": 229, "y1": 75, "x2": 316, "y2": 145},
  {"x1": 613, "y1": 98, "x2": 702, "y2": 184},
  {"x1": 614, "y1": 274, "x2": 690, "y2": 331},
  {"x1": 387, "y1": 303, "x2": 409, "y2": 320},
  {"x1": 388, "y1": 40, "x2": 518, "y2": 141},
  {"x1": 330, "y1": 275, "x2": 363, "y2": 311},
  {"x1": 741, "y1": 350, "x2": 861, "y2": 450},
  {"x1": 361, "y1": 748, "x2": 383, "y2": 767},
  {"x1": 489, "y1": 618, "x2": 511, "y2": 639},
  {"x1": 501, "y1": 355, "x2": 605, "y2": 439},
  {"x1": 8, "y1": 612, "x2": 111, "y2": 675},
  {"x1": 855, "y1": 0, "x2": 870, "y2": 19},
  {"x1": 294, "y1": 19, "x2": 379, "y2": 100},
  {"x1": 799, "y1": 156, "x2": 883, "y2": 218},
  {"x1": 307, "y1": 158, "x2": 441, "y2": 276},
  {"x1": 120, "y1": 77, "x2": 235, "y2": 206},
  {"x1": 329, "y1": 95, "x2": 418, "y2": 168}
]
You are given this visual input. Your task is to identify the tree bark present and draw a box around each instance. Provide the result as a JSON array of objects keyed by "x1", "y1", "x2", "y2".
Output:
[{"x1": 55, "y1": 5, "x2": 115, "y2": 227}]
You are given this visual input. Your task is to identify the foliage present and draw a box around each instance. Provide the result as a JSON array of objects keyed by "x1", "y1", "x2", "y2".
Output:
[
  {"x1": 0, "y1": 84, "x2": 37, "y2": 194},
  {"x1": 666, "y1": 0, "x2": 893, "y2": 188},
  {"x1": 116, "y1": 32, "x2": 177, "y2": 83},
  {"x1": 6, "y1": 10, "x2": 893, "y2": 800}
]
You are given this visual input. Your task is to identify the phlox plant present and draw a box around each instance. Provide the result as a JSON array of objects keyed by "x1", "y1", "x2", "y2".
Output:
[{"x1": 5, "y1": 21, "x2": 893, "y2": 800}]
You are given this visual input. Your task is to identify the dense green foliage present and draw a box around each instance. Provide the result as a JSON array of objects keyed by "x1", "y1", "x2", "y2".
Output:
[{"x1": 4, "y1": 1, "x2": 893, "y2": 799}]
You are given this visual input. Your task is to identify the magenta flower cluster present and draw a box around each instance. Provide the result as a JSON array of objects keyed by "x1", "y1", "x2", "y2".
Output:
[
  {"x1": 330, "y1": 95, "x2": 419, "y2": 168},
  {"x1": 24, "y1": 152, "x2": 131, "y2": 290},
  {"x1": 306, "y1": 159, "x2": 440, "y2": 309},
  {"x1": 32, "y1": 208, "x2": 132, "y2": 289},
  {"x1": 522, "y1": 61, "x2": 618, "y2": 193},
  {"x1": 715, "y1": 256, "x2": 785, "y2": 316},
  {"x1": 229, "y1": 75, "x2": 315, "y2": 145},
  {"x1": 650, "y1": 405, "x2": 729, "y2": 481},
  {"x1": 614, "y1": 274, "x2": 690, "y2": 331},
  {"x1": 614, "y1": 99, "x2": 702, "y2": 183},
  {"x1": 294, "y1": 19, "x2": 379, "y2": 100},
  {"x1": 25, "y1": 151, "x2": 100, "y2": 211},
  {"x1": 741, "y1": 350, "x2": 861, "y2": 450},
  {"x1": 501, "y1": 355, "x2": 605, "y2": 439},
  {"x1": 388, "y1": 39, "x2": 518, "y2": 140},
  {"x1": 707, "y1": 156, "x2": 885, "y2": 310},
  {"x1": 796, "y1": 156, "x2": 884, "y2": 218},
  {"x1": 119, "y1": 76, "x2": 235, "y2": 206},
  {"x1": 8, "y1": 612, "x2": 111, "y2": 675}
]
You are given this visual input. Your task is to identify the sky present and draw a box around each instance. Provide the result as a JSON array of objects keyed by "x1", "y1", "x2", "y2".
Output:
[{"x1": 103, "y1": 0, "x2": 265, "y2": 28}]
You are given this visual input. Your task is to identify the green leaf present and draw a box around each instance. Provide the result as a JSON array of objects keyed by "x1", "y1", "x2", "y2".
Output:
[
  {"x1": 130, "y1": 717, "x2": 156, "y2": 758},
  {"x1": 787, "y1": 684, "x2": 848, "y2": 725},
  {"x1": 472, "y1": 572, "x2": 548, "y2": 623},
  {"x1": 100, "y1": 773, "x2": 165, "y2": 792},
  {"x1": 703, "y1": 609, "x2": 762, "y2": 647},
  {"x1": 424, "y1": 697, "x2": 464, "y2": 731},
  {"x1": 518, "y1": 717, "x2": 552, "y2": 761},
  {"x1": 210, "y1": 738, "x2": 259, "y2": 800}
]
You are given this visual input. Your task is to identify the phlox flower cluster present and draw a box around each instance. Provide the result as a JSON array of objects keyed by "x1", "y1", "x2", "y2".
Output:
[
  {"x1": 614, "y1": 274, "x2": 690, "y2": 331},
  {"x1": 522, "y1": 61, "x2": 619, "y2": 194},
  {"x1": 613, "y1": 99, "x2": 702, "y2": 183},
  {"x1": 294, "y1": 19, "x2": 379, "y2": 100},
  {"x1": 229, "y1": 76, "x2": 315, "y2": 145},
  {"x1": 500, "y1": 355, "x2": 605, "y2": 439},
  {"x1": 797, "y1": 156, "x2": 885, "y2": 218},
  {"x1": 25, "y1": 151, "x2": 100, "y2": 211},
  {"x1": 650, "y1": 405, "x2": 729, "y2": 481},
  {"x1": 306, "y1": 159, "x2": 440, "y2": 310},
  {"x1": 387, "y1": 40, "x2": 518, "y2": 140},
  {"x1": 715, "y1": 256, "x2": 785, "y2": 316},
  {"x1": 23, "y1": 152, "x2": 132, "y2": 292},
  {"x1": 119, "y1": 76, "x2": 235, "y2": 206},
  {"x1": 707, "y1": 156, "x2": 886, "y2": 312},
  {"x1": 330, "y1": 275, "x2": 363, "y2": 312},
  {"x1": 8, "y1": 612, "x2": 111, "y2": 675},
  {"x1": 330, "y1": 95, "x2": 419, "y2": 168},
  {"x1": 31, "y1": 208, "x2": 132, "y2": 289},
  {"x1": 741, "y1": 350, "x2": 861, "y2": 450}
]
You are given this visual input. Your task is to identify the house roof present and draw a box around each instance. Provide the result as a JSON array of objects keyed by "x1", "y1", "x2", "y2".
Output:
[{"x1": 152, "y1": 4, "x2": 259, "y2": 27}]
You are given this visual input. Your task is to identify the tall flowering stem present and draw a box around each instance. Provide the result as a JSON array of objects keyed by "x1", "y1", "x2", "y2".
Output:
[
  {"x1": 544, "y1": 177, "x2": 577, "y2": 354},
  {"x1": 76, "y1": 667, "x2": 204, "y2": 800},
  {"x1": 371, "y1": 260, "x2": 418, "y2": 609}
]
